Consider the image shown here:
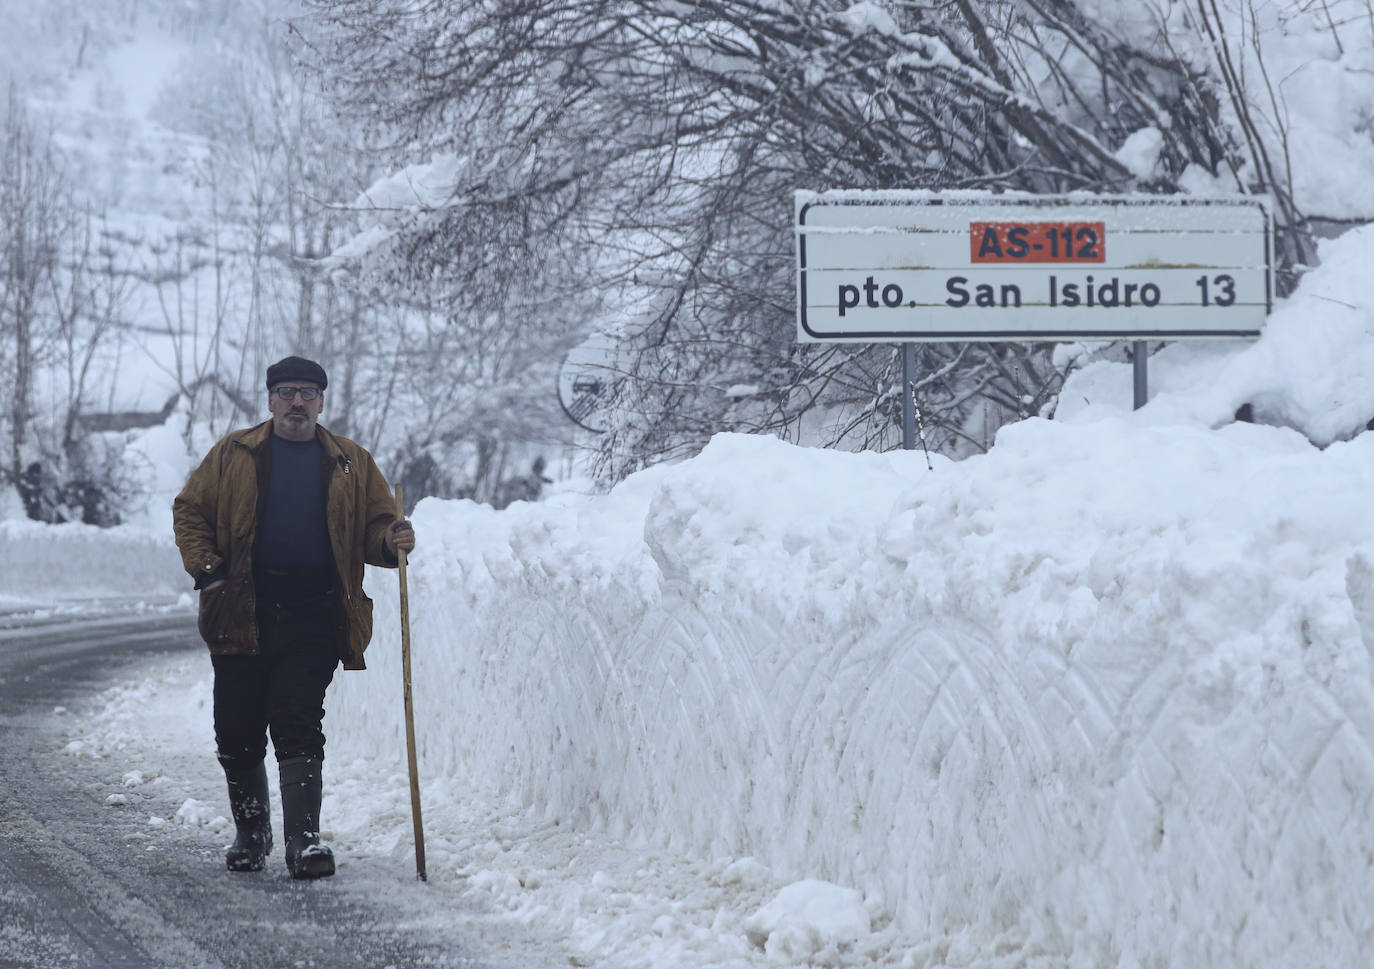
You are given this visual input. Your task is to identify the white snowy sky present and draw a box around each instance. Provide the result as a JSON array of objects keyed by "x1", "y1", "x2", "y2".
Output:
[{"x1": 3, "y1": 3, "x2": 1374, "y2": 968}]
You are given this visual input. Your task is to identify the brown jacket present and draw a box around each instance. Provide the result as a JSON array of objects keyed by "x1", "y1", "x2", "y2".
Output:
[{"x1": 172, "y1": 420, "x2": 399, "y2": 670}]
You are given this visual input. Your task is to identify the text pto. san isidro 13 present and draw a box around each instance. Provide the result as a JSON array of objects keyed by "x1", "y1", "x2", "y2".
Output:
[{"x1": 835, "y1": 221, "x2": 1241, "y2": 316}]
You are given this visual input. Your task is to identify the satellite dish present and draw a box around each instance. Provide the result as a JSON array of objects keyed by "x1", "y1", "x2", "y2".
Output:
[{"x1": 557, "y1": 333, "x2": 618, "y2": 434}]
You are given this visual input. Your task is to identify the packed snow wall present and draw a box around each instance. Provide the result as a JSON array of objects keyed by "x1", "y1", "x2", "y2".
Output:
[{"x1": 335, "y1": 427, "x2": 1374, "y2": 968}]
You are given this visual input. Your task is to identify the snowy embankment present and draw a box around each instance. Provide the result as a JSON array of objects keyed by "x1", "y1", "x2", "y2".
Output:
[
  {"x1": 335, "y1": 422, "x2": 1374, "y2": 968},
  {"x1": 334, "y1": 226, "x2": 1374, "y2": 967}
]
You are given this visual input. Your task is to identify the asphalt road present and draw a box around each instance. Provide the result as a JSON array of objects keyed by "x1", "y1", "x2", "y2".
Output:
[{"x1": 0, "y1": 608, "x2": 537, "y2": 969}]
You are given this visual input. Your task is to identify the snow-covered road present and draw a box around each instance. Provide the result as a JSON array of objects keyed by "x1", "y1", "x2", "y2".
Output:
[{"x1": 0, "y1": 611, "x2": 559, "y2": 969}]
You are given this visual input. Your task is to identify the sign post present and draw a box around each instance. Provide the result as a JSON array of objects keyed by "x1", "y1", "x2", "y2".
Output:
[
  {"x1": 1133, "y1": 341, "x2": 1149, "y2": 410},
  {"x1": 795, "y1": 191, "x2": 1272, "y2": 436},
  {"x1": 901, "y1": 342, "x2": 916, "y2": 449}
]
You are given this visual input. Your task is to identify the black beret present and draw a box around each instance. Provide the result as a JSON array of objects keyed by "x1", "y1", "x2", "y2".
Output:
[{"x1": 265, "y1": 355, "x2": 327, "y2": 390}]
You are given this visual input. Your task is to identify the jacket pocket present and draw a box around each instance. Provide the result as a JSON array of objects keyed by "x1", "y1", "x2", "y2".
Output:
[
  {"x1": 355, "y1": 593, "x2": 374, "y2": 651},
  {"x1": 197, "y1": 584, "x2": 236, "y2": 646}
]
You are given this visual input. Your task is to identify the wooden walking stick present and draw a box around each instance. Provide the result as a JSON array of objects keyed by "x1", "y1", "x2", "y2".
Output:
[{"x1": 395, "y1": 485, "x2": 427, "y2": 881}]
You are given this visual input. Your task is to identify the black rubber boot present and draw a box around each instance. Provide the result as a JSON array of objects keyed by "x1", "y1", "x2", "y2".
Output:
[
  {"x1": 279, "y1": 756, "x2": 335, "y2": 879},
  {"x1": 224, "y1": 762, "x2": 273, "y2": 872}
]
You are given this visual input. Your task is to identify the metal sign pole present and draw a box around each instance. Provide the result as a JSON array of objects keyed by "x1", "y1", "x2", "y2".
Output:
[
  {"x1": 1133, "y1": 340, "x2": 1148, "y2": 410},
  {"x1": 901, "y1": 342, "x2": 916, "y2": 449}
]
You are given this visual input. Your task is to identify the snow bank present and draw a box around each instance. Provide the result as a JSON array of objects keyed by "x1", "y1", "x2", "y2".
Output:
[
  {"x1": 333, "y1": 416, "x2": 1374, "y2": 967},
  {"x1": 1059, "y1": 221, "x2": 1374, "y2": 444}
]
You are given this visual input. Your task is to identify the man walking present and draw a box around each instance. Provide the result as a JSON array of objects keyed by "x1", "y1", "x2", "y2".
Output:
[{"x1": 172, "y1": 355, "x2": 415, "y2": 879}]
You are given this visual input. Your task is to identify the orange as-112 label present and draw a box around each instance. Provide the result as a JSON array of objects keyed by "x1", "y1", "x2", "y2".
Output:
[{"x1": 970, "y1": 221, "x2": 1105, "y2": 263}]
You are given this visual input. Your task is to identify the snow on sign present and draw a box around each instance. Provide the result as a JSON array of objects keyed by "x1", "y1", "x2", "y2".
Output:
[{"x1": 795, "y1": 190, "x2": 1273, "y2": 342}]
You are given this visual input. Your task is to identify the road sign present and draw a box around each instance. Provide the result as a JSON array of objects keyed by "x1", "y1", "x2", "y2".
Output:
[
  {"x1": 796, "y1": 191, "x2": 1272, "y2": 342},
  {"x1": 557, "y1": 333, "x2": 617, "y2": 433}
]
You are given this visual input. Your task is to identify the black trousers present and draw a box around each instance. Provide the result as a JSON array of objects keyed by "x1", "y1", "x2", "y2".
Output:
[{"x1": 212, "y1": 568, "x2": 342, "y2": 773}]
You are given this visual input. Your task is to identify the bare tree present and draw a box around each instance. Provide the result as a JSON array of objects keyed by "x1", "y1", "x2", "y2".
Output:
[
  {"x1": 297, "y1": 0, "x2": 1324, "y2": 481},
  {"x1": 0, "y1": 88, "x2": 67, "y2": 488},
  {"x1": 144, "y1": 5, "x2": 438, "y2": 455},
  {"x1": 51, "y1": 204, "x2": 130, "y2": 453},
  {"x1": 0, "y1": 87, "x2": 144, "y2": 522}
]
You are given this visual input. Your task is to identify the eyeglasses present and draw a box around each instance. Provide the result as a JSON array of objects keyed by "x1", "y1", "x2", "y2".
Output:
[{"x1": 272, "y1": 386, "x2": 321, "y2": 401}]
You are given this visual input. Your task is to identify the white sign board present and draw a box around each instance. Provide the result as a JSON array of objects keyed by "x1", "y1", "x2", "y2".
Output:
[{"x1": 796, "y1": 191, "x2": 1272, "y2": 342}]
